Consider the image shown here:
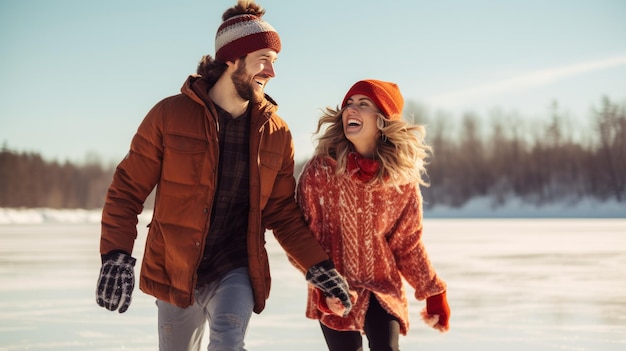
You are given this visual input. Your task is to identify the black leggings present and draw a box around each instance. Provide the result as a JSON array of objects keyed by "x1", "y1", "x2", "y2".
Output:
[{"x1": 320, "y1": 295, "x2": 400, "y2": 351}]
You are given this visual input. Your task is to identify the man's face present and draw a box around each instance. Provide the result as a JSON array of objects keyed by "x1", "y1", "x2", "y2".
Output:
[{"x1": 231, "y1": 48, "x2": 278, "y2": 103}]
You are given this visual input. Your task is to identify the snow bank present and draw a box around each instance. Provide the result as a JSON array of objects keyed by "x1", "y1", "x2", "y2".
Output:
[
  {"x1": 425, "y1": 196, "x2": 625, "y2": 218},
  {"x1": 0, "y1": 208, "x2": 153, "y2": 225},
  {"x1": 0, "y1": 197, "x2": 623, "y2": 224}
]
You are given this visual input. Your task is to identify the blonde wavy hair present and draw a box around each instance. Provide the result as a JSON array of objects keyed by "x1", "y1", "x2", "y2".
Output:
[{"x1": 312, "y1": 106, "x2": 433, "y2": 188}]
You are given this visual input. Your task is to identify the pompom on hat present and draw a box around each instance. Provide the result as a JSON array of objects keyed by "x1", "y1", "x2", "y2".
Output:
[
  {"x1": 341, "y1": 79, "x2": 404, "y2": 120},
  {"x1": 215, "y1": 12, "x2": 281, "y2": 63}
]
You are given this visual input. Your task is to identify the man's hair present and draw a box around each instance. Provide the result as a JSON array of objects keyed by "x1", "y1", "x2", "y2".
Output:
[{"x1": 196, "y1": 55, "x2": 227, "y2": 85}]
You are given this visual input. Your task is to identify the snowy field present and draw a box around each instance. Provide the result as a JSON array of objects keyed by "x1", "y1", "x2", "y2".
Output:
[{"x1": 0, "y1": 208, "x2": 625, "y2": 350}]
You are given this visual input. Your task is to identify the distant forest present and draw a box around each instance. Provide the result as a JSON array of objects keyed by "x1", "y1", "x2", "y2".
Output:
[{"x1": 1, "y1": 97, "x2": 624, "y2": 210}]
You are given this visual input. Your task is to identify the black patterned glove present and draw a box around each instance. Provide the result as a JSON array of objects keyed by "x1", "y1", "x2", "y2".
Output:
[
  {"x1": 306, "y1": 259, "x2": 352, "y2": 316},
  {"x1": 96, "y1": 252, "x2": 136, "y2": 313}
]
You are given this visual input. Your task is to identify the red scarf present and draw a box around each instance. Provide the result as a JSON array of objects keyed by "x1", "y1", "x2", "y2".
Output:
[{"x1": 347, "y1": 152, "x2": 380, "y2": 182}]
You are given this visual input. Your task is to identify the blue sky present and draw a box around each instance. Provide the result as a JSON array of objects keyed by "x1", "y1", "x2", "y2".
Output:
[{"x1": 2, "y1": 0, "x2": 625, "y2": 164}]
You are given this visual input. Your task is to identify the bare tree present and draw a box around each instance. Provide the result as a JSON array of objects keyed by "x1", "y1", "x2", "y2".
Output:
[{"x1": 592, "y1": 97, "x2": 626, "y2": 201}]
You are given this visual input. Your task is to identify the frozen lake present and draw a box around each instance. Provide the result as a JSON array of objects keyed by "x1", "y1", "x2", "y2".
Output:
[{"x1": 1, "y1": 218, "x2": 625, "y2": 350}]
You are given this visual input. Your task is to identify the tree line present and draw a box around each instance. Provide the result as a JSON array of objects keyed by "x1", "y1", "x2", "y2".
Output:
[
  {"x1": 1, "y1": 97, "x2": 624, "y2": 209},
  {"x1": 0, "y1": 149, "x2": 113, "y2": 209},
  {"x1": 418, "y1": 96, "x2": 625, "y2": 208}
]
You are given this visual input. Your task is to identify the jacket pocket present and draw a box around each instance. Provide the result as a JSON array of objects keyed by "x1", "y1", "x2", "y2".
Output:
[
  {"x1": 162, "y1": 133, "x2": 207, "y2": 185},
  {"x1": 259, "y1": 150, "x2": 283, "y2": 207}
]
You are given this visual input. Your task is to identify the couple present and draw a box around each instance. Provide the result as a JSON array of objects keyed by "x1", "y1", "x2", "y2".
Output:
[{"x1": 95, "y1": 1, "x2": 449, "y2": 350}]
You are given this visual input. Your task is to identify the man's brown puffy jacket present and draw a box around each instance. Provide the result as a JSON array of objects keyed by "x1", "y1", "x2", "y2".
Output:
[{"x1": 100, "y1": 75, "x2": 328, "y2": 313}]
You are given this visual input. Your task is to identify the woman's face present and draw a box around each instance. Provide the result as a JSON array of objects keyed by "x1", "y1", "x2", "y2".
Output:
[{"x1": 342, "y1": 94, "x2": 382, "y2": 157}]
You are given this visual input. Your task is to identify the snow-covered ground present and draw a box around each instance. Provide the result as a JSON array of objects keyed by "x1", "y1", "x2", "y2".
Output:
[{"x1": 0, "y1": 206, "x2": 625, "y2": 350}]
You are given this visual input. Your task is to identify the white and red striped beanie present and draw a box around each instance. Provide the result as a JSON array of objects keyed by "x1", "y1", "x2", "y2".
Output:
[{"x1": 215, "y1": 13, "x2": 281, "y2": 63}]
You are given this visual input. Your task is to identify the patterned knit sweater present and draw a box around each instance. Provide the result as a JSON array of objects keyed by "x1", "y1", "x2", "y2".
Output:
[{"x1": 296, "y1": 154, "x2": 446, "y2": 335}]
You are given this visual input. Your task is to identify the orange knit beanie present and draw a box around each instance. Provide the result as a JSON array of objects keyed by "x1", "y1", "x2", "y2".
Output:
[{"x1": 341, "y1": 79, "x2": 404, "y2": 120}]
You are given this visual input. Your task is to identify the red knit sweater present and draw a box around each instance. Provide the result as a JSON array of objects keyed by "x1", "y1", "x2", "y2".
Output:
[{"x1": 297, "y1": 155, "x2": 446, "y2": 335}]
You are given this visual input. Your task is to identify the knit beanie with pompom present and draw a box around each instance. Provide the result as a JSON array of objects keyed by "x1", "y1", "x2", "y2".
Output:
[{"x1": 215, "y1": 1, "x2": 281, "y2": 63}]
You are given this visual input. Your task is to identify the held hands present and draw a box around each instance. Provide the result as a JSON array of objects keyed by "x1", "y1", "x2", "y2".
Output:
[
  {"x1": 324, "y1": 290, "x2": 358, "y2": 316},
  {"x1": 421, "y1": 291, "x2": 450, "y2": 333},
  {"x1": 96, "y1": 252, "x2": 136, "y2": 313},
  {"x1": 313, "y1": 288, "x2": 358, "y2": 317},
  {"x1": 325, "y1": 296, "x2": 349, "y2": 316},
  {"x1": 306, "y1": 260, "x2": 352, "y2": 317}
]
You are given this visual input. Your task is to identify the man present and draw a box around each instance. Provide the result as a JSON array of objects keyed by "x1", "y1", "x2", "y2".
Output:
[{"x1": 95, "y1": 1, "x2": 352, "y2": 350}]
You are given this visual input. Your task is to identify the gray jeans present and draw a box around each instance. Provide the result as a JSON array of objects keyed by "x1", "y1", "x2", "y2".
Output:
[{"x1": 157, "y1": 267, "x2": 254, "y2": 351}]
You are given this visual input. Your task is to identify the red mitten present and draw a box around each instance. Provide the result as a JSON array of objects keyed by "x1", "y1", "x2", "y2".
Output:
[{"x1": 421, "y1": 291, "x2": 450, "y2": 333}]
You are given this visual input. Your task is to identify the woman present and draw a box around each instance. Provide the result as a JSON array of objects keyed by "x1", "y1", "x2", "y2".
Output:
[{"x1": 297, "y1": 79, "x2": 450, "y2": 350}]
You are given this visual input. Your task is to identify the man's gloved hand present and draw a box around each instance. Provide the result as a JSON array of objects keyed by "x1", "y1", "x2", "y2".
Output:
[
  {"x1": 96, "y1": 251, "x2": 136, "y2": 313},
  {"x1": 421, "y1": 291, "x2": 450, "y2": 332},
  {"x1": 306, "y1": 259, "x2": 352, "y2": 317}
]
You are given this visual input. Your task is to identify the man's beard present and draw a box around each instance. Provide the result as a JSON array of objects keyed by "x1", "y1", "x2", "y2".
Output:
[{"x1": 231, "y1": 60, "x2": 263, "y2": 103}]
